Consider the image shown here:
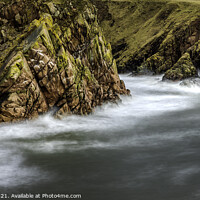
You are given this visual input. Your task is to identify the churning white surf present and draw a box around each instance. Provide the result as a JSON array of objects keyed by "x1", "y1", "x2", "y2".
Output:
[
  {"x1": 1, "y1": 74, "x2": 200, "y2": 187},
  {"x1": 0, "y1": 75, "x2": 199, "y2": 139}
]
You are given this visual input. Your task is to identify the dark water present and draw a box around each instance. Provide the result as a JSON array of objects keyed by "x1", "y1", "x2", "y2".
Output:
[{"x1": 1, "y1": 75, "x2": 200, "y2": 200}]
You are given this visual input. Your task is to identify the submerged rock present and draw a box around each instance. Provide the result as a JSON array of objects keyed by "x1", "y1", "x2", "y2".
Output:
[
  {"x1": 0, "y1": 0, "x2": 130, "y2": 123},
  {"x1": 180, "y1": 78, "x2": 200, "y2": 87}
]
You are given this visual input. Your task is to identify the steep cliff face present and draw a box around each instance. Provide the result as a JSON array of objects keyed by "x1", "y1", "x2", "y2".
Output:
[
  {"x1": 0, "y1": 0, "x2": 130, "y2": 123},
  {"x1": 94, "y1": 0, "x2": 200, "y2": 81}
]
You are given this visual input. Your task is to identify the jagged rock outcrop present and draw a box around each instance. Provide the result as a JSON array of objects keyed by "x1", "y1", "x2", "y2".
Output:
[
  {"x1": 0, "y1": 0, "x2": 130, "y2": 123},
  {"x1": 94, "y1": 0, "x2": 200, "y2": 81}
]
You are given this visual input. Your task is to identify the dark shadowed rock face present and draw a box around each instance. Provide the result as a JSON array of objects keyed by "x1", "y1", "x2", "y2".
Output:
[{"x1": 0, "y1": 0, "x2": 130, "y2": 123}]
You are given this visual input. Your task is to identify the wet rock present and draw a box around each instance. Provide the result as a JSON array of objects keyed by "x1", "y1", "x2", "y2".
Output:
[
  {"x1": 180, "y1": 78, "x2": 200, "y2": 87},
  {"x1": 0, "y1": 52, "x2": 48, "y2": 122},
  {"x1": 0, "y1": 0, "x2": 130, "y2": 123}
]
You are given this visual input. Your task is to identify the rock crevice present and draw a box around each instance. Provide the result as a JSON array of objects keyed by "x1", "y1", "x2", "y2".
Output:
[{"x1": 0, "y1": 0, "x2": 130, "y2": 123}]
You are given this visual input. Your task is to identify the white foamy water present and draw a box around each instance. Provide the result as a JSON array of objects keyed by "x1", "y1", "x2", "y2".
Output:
[
  {"x1": 1, "y1": 74, "x2": 200, "y2": 199},
  {"x1": 0, "y1": 75, "x2": 198, "y2": 140}
]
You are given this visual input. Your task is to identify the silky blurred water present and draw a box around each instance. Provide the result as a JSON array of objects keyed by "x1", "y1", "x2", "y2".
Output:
[{"x1": 0, "y1": 75, "x2": 200, "y2": 200}]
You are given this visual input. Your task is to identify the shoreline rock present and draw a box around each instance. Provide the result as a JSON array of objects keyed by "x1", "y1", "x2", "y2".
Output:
[{"x1": 0, "y1": 0, "x2": 130, "y2": 123}]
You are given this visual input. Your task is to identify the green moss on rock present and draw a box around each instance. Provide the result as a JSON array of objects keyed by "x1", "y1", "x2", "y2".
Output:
[
  {"x1": 0, "y1": 0, "x2": 129, "y2": 123},
  {"x1": 95, "y1": 0, "x2": 200, "y2": 80},
  {"x1": 163, "y1": 52, "x2": 197, "y2": 81}
]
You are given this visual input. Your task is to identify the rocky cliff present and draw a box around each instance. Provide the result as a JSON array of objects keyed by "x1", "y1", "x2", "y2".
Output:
[
  {"x1": 0, "y1": 0, "x2": 130, "y2": 123},
  {"x1": 94, "y1": 0, "x2": 200, "y2": 81}
]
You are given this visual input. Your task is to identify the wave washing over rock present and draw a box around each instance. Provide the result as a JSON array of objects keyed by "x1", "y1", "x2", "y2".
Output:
[{"x1": 0, "y1": 0, "x2": 130, "y2": 123}]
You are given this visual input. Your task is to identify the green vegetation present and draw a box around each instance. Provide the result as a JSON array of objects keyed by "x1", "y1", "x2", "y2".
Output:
[
  {"x1": 0, "y1": 0, "x2": 129, "y2": 122},
  {"x1": 95, "y1": 0, "x2": 200, "y2": 80}
]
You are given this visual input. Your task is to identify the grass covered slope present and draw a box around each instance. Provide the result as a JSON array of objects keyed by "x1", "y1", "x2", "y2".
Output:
[{"x1": 94, "y1": 0, "x2": 200, "y2": 80}]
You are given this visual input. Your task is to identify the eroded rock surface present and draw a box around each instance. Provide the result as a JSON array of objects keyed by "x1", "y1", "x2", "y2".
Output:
[{"x1": 0, "y1": 0, "x2": 130, "y2": 123}]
